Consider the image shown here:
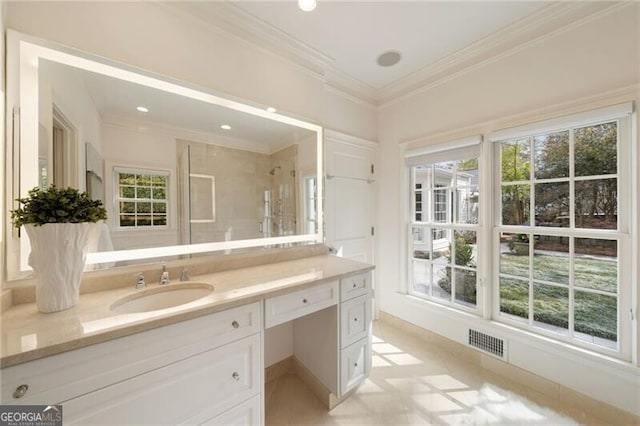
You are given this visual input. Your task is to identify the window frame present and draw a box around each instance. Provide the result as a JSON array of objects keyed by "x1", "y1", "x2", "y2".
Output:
[
  {"x1": 406, "y1": 139, "x2": 482, "y2": 313},
  {"x1": 113, "y1": 166, "x2": 170, "y2": 231},
  {"x1": 490, "y1": 107, "x2": 632, "y2": 361}
]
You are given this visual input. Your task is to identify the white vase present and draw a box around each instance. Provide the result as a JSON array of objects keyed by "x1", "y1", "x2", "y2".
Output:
[{"x1": 25, "y1": 222, "x2": 100, "y2": 313}]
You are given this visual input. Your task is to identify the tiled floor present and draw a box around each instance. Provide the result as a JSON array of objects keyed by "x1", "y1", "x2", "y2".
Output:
[{"x1": 265, "y1": 319, "x2": 639, "y2": 425}]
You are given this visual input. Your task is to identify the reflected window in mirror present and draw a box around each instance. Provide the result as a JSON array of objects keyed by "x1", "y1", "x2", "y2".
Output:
[
  {"x1": 304, "y1": 175, "x2": 318, "y2": 234},
  {"x1": 115, "y1": 167, "x2": 169, "y2": 229}
]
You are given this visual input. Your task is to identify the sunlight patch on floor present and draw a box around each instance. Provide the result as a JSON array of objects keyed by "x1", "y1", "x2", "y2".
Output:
[{"x1": 266, "y1": 323, "x2": 592, "y2": 425}]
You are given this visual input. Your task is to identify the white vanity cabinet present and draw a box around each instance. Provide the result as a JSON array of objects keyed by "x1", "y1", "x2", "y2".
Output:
[
  {"x1": 338, "y1": 272, "x2": 372, "y2": 395},
  {"x1": 1, "y1": 265, "x2": 374, "y2": 424},
  {"x1": 1, "y1": 302, "x2": 263, "y2": 425},
  {"x1": 282, "y1": 271, "x2": 373, "y2": 405}
]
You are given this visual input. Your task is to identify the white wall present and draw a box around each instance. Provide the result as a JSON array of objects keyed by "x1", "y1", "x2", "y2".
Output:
[
  {"x1": 377, "y1": 5, "x2": 640, "y2": 415},
  {"x1": 324, "y1": 88, "x2": 378, "y2": 142}
]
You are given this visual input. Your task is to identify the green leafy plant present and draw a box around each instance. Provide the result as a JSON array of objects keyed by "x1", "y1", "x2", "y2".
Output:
[
  {"x1": 508, "y1": 233, "x2": 530, "y2": 254},
  {"x1": 438, "y1": 235, "x2": 477, "y2": 304},
  {"x1": 11, "y1": 185, "x2": 107, "y2": 228}
]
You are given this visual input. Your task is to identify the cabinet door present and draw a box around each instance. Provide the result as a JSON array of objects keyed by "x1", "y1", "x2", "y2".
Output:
[
  {"x1": 340, "y1": 337, "x2": 370, "y2": 396},
  {"x1": 340, "y1": 294, "x2": 371, "y2": 348},
  {"x1": 64, "y1": 334, "x2": 261, "y2": 425},
  {"x1": 325, "y1": 137, "x2": 375, "y2": 265}
]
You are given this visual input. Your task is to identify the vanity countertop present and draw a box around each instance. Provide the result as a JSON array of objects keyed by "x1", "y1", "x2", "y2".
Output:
[{"x1": 0, "y1": 255, "x2": 373, "y2": 369}]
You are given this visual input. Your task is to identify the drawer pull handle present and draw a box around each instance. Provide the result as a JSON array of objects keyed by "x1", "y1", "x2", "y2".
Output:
[
  {"x1": 232, "y1": 320, "x2": 239, "y2": 329},
  {"x1": 352, "y1": 283, "x2": 357, "y2": 288},
  {"x1": 354, "y1": 363, "x2": 358, "y2": 367},
  {"x1": 232, "y1": 372, "x2": 240, "y2": 381},
  {"x1": 13, "y1": 384, "x2": 28, "y2": 399},
  {"x1": 354, "y1": 317, "x2": 358, "y2": 322},
  {"x1": 302, "y1": 298, "x2": 308, "y2": 304}
]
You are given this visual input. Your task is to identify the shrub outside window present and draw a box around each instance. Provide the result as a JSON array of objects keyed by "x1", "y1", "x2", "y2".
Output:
[{"x1": 408, "y1": 144, "x2": 481, "y2": 312}]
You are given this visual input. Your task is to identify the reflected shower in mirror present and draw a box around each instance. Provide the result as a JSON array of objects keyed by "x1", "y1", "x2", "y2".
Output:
[{"x1": 178, "y1": 141, "x2": 304, "y2": 245}]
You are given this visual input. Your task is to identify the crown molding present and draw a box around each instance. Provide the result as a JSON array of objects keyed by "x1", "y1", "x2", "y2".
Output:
[
  {"x1": 325, "y1": 129, "x2": 378, "y2": 147},
  {"x1": 160, "y1": 2, "x2": 380, "y2": 107},
  {"x1": 155, "y1": 1, "x2": 633, "y2": 110},
  {"x1": 324, "y1": 68, "x2": 378, "y2": 109},
  {"x1": 378, "y1": 2, "x2": 627, "y2": 107},
  {"x1": 157, "y1": 2, "x2": 332, "y2": 82}
]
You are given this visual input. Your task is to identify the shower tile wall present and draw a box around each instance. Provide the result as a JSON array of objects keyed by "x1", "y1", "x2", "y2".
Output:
[
  {"x1": 177, "y1": 140, "x2": 298, "y2": 245},
  {"x1": 178, "y1": 140, "x2": 271, "y2": 244}
]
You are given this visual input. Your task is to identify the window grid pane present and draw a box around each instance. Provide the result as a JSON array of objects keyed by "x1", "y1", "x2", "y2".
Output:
[
  {"x1": 409, "y1": 156, "x2": 480, "y2": 312},
  {"x1": 116, "y1": 171, "x2": 168, "y2": 228},
  {"x1": 496, "y1": 119, "x2": 621, "y2": 351}
]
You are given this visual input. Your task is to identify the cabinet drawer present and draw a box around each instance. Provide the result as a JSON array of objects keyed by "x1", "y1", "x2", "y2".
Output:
[
  {"x1": 1, "y1": 302, "x2": 261, "y2": 405},
  {"x1": 340, "y1": 294, "x2": 372, "y2": 348},
  {"x1": 194, "y1": 394, "x2": 261, "y2": 426},
  {"x1": 64, "y1": 334, "x2": 261, "y2": 425},
  {"x1": 340, "y1": 337, "x2": 370, "y2": 396},
  {"x1": 264, "y1": 281, "x2": 338, "y2": 328},
  {"x1": 340, "y1": 273, "x2": 370, "y2": 302}
]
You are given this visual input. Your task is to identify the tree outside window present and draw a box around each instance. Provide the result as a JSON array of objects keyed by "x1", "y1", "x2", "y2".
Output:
[{"x1": 497, "y1": 121, "x2": 620, "y2": 350}]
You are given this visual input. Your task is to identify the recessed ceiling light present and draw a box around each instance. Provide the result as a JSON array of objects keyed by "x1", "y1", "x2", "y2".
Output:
[
  {"x1": 136, "y1": 106, "x2": 149, "y2": 113},
  {"x1": 220, "y1": 124, "x2": 232, "y2": 130},
  {"x1": 298, "y1": 0, "x2": 316, "y2": 12},
  {"x1": 376, "y1": 51, "x2": 402, "y2": 67},
  {"x1": 266, "y1": 107, "x2": 277, "y2": 113}
]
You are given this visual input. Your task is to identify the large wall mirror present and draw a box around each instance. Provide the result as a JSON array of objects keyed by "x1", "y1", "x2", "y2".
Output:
[{"x1": 5, "y1": 31, "x2": 323, "y2": 280}]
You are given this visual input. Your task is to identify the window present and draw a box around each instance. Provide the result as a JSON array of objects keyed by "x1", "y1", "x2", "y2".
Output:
[
  {"x1": 407, "y1": 141, "x2": 481, "y2": 311},
  {"x1": 405, "y1": 104, "x2": 633, "y2": 359},
  {"x1": 492, "y1": 103, "x2": 632, "y2": 357},
  {"x1": 115, "y1": 168, "x2": 169, "y2": 228}
]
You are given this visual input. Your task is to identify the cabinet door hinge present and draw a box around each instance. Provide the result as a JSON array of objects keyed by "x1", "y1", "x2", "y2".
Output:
[{"x1": 631, "y1": 308, "x2": 636, "y2": 321}]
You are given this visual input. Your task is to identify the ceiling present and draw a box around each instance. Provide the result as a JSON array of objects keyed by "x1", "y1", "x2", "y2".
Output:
[
  {"x1": 42, "y1": 59, "x2": 315, "y2": 153},
  {"x1": 231, "y1": 1, "x2": 551, "y2": 89}
]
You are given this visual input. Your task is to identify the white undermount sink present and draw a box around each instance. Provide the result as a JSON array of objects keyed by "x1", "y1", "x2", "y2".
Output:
[{"x1": 110, "y1": 283, "x2": 214, "y2": 314}]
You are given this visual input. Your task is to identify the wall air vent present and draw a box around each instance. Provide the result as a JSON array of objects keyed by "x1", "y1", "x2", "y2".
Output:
[{"x1": 468, "y1": 329, "x2": 507, "y2": 360}]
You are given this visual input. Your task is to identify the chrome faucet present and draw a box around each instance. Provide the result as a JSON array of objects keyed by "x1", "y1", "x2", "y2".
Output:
[
  {"x1": 160, "y1": 264, "x2": 170, "y2": 285},
  {"x1": 136, "y1": 273, "x2": 146, "y2": 289}
]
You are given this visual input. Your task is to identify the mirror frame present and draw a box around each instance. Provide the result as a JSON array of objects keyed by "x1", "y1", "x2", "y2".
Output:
[{"x1": 5, "y1": 30, "x2": 324, "y2": 281}]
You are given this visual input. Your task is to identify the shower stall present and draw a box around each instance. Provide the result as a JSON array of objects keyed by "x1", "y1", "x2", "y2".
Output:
[{"x1": 177, "y1": 140, "x2": 298, "y2": 246}]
